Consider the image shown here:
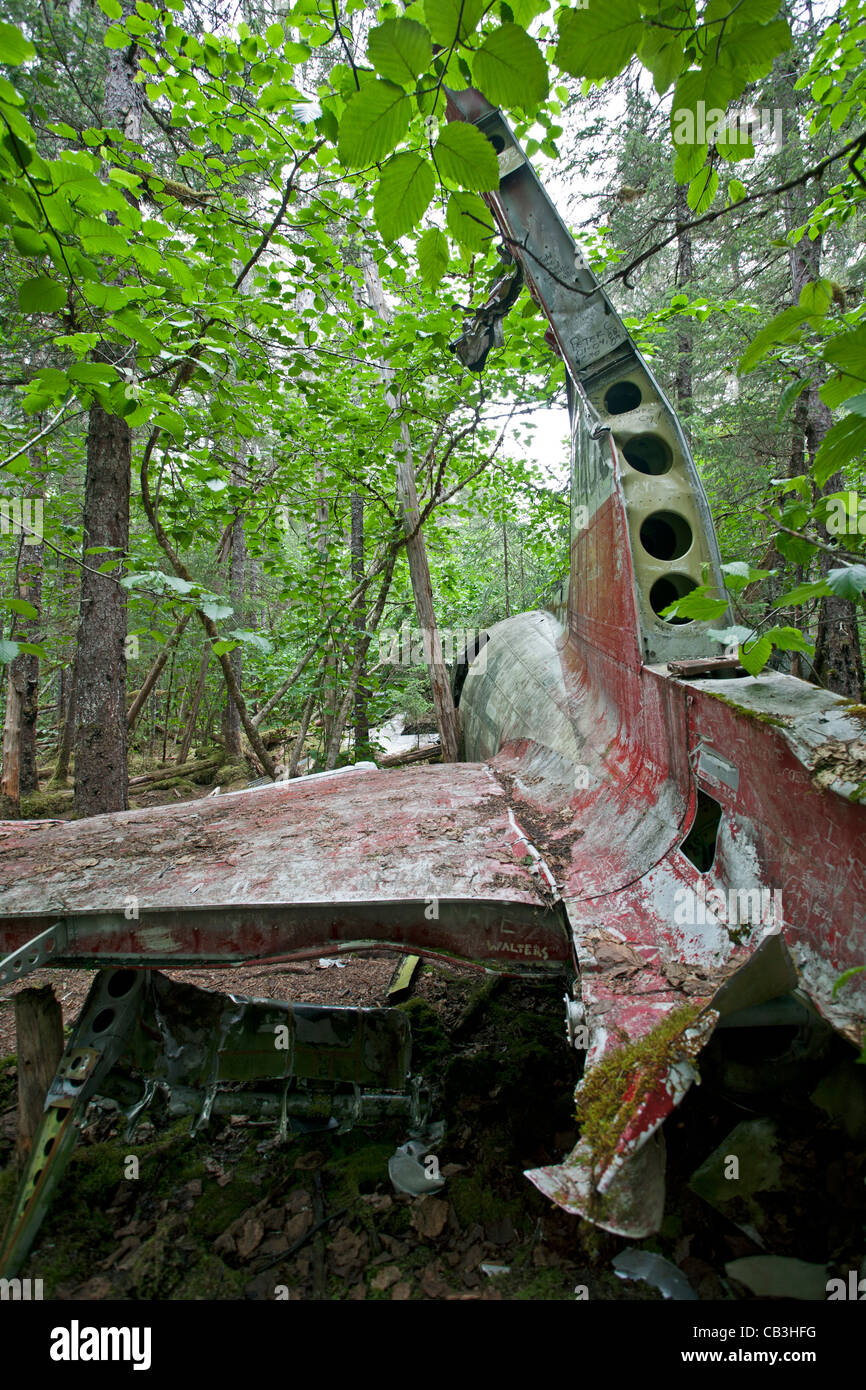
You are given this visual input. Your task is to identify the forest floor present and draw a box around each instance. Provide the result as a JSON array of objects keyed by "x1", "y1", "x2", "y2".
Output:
[{"x1": 1, "y1": 770, "x2": 865, "y2": 1302}]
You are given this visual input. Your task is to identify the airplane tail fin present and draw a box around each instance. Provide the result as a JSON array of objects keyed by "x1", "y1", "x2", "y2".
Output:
[{"x1": 444, "y1": 89, "x2": 730, "y2": 673}]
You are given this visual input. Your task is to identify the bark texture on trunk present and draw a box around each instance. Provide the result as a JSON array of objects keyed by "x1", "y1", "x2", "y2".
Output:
[
  {"x1": 127, "y1": 608, "x2": 192, "y2": 734},
  {"x1": 73, "y1": 3, "x2": 142, "y2": 815},
  {"x1": 177, "y1": 646, "x2": 210, "y2": 765},
  {"x1": 74, "y1": 403, "x2": 132, "y2": 815},
  {"x1": 351, "y1": 491, "x2": 370, "y2": 757},
  {"x1": 223, "y1": 461, "x2": 245, "y2": 760},
  {"x1": 15, "y1": 986, "x2": 63, "y2": 1174}
]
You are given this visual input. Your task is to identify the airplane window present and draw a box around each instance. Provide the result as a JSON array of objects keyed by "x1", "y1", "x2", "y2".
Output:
[{"x1": 679, "y1": 789, "x2": 722, "y2": 872}]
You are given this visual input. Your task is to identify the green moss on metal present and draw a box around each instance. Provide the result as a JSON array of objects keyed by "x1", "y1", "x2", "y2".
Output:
[
  {"x1": 701, "y1": 691, "x2": 786, "y2": 727},
  {"x1": 575, "y1": 1003, "x2": 704, "y2": 1180}
]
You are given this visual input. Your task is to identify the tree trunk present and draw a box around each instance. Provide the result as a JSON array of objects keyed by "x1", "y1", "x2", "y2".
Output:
[
  {"x1": 0, "y1": 657, "x2": 23, "y2": 818},
  {"x1": 222, "y1": 459, "x2": 245, "y2": 760},
  {"x1": 73, "y1": 2, "x2": 142, "y2": 816},
  {"x1": 50, "y1": 658, "x2": 77, "y2": 787},
  {"x1": 351, "y1": 491, "x2": 370, "y2": 757},
  {"x1": 177, "y1": 646, "x2": 209, "y2": 765},
  {"x1": 784, "y1": 134, "x2": 863, "y2": 697},
  {"x1": 361, "y1": 251, "x2": 460, "y2": 763},
  {"x1": 127, "y1": 608, "x2": 192, "y2": 734},
  {"x1": 324, "y1": 550, "x2": 396, "y2": 768},
  {"x1": 15, "y1": 986, "x2": 63, "y2": 1174}
]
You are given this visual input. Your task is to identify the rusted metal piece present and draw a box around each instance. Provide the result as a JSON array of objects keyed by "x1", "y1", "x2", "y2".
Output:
[
  {"x1": 667, "y1": 656, "x2": 744, "y2": 677},
  {"x1": 0, "y1": 967, "x2": 424, "y2": 1275}
]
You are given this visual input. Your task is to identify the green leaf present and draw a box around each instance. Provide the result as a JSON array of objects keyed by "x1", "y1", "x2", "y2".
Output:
[
  {"x1": 0, "y1": 21, "x2": 36, "y2": 65},
  {"x1": 720, "y1": 560, "x2": 772, "y2": 591},
  {"x1": 471, "y1": 25, "x2": 548, "y2": 109},
  {"x1": 97, "y1": 0, "x2": 123, "y2": 16},
  {"x1": 201, "y1": 601, "x2": 233, "y2": 621},
  {"x1": 687, "y1": 166, "x2": 718, "y2": 213},
  {"x1": 799, "y1": 278, "x2": 832, "y2": 315},
  {"x1": 374, "y1": 152, "x2": 435, "y2": 241},
  {"x1": 776, "y1": 376, "x2": 808, "y2": 422},
  {"x1": 660, "y1": 592, "x2": 729, "y2": 621},
  {"x1": 763, "y1": 625, "x2": 814, "y2": 655},
  {"x1": 417, "y1": 226, "x2": 450, "y2": 289},
  {"x1": 823, "y1": 325, "x2": 866, "y2": 378},
  {"x1": 833, "y1": 965, "x2": 865, "y2": 999},
  {"x1": 739, "y1": 633, "x2": 773, "y2": 675},
  {"x1": 423, "y1": 0, "x2": 485, "y2": 47},
  {"x1": 103, "y1": 25, "x2": 130, "y2": 48},
  {"x1": 11, "y1": 225, "x2": 46, "y2": 256},
  {"x1": 0, "y1": 597, "x2": 38, "y2": 619},
  {"x1": 738, "y1": 305, "x2": 812, "y2": 374},
  {"x1": 67, "y1": 362, "x2": 116, "y2": 385},
  {"x1": 556, "y1": 0, "x2": 643, "y2": 81},
  {"x1": 368, "y1": 18, "x2": 432, "y2": 87},
  {"x1": 826, "y1": 565, "x2": 866, "y2": 601},
  {"x1": 671, "y1": 68, "x2": 735, "y2": 148},
  {"x1": 727, "y1": 177, "x2": 746, "y2": 203},
  {"x1": 337, "y1": 81, "x2": 412, "y2": 167},
  {"x1": 434, "y1": 122, "x2": 498, "y2": 191},
  {"x1": 776, "y1": 579, "x2": 831, "y2": 605},
  {"x1": 229, "y1": 629, "x2": 271, "y2": 653},
  {"x1": 638, "y1": 28, "x2": 683, "y2": 96},
  {"x1": 18, "y1": 275, "x2": 66, "y2": 313},
  {"x1": 446, "y1": 191, "x2": 494, "y2": 251},
  {"x1": 266, "y1": 22, "x2": 284, "y2": 45},
  {"x1": 0, "y1": 640, "x2": 21, "y2": 663},
  {"x1": 718, "y1": 19, "x2": 792, "y2": 82},
  {"x1": 211, "y1": 639, "x2": 238, "y2": 656},
  {"x1": 813, "y1": 414, "x2": 866, "y2": 487}
]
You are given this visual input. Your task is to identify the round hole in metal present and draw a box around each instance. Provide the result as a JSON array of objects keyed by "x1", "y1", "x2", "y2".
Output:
[
  {"x1": 640, "y1": 511, "x2": 693, "y2": 561},
  {"x1": 604, "y1": 381, "x2": 642, "y2": 414},
  {"x1": 622, "y1": 434, "x2": 672, "y2": 475},
  {"x1": 107, "y1": 970, "x2": 136, "y2": 998},
  {"x1": 650, "y1": 573, "x2": 697, "y2": 623}
]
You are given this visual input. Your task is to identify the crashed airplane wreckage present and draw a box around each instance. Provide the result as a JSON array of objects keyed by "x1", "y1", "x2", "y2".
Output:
[{"x1": 1, "y1": 89, "x2": 865, "y2": 1276}]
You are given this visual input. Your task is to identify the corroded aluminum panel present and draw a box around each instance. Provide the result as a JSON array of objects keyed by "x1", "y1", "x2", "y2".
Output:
[{"x1": 0, "y1": 763, "x2": 569, "y2": 972}]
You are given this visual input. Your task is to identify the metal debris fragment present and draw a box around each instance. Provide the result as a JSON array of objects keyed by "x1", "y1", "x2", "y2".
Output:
[{"x1": 612, "y1": 1249, "x2": 697, "y2": 1301}]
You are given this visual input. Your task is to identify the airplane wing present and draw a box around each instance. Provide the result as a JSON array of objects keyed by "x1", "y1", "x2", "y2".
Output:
[{"x1": 0, "y1": 761, "x2": 569, "y2": 980}]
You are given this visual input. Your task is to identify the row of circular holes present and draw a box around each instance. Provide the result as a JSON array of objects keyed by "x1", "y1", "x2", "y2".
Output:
[
  {"x1": 603, "y1": 380, "x2": 696, "y2": 625},
  {"x1": 29, "y1": 970, "x2": 138, "y2": 1184}
]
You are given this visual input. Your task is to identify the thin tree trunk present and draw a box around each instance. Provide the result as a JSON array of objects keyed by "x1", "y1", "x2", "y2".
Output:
[
  {"x1": 0, "y1": 658, "x2": 23, "y2": 818},
  {"x1": 50, "y1": 659, "x2": 77, "y2": 787},
  {"x1": 1, "y1": 445, "x2": 45, "y2": 810},
  {"x1": 177, "y1": 646, "x2": 209, "y2": 765},
  {"x1": 127, "y1": 608, "x2": 192, "y2": 734},
  {"x1": 351, "y1": 491, "x2": 369, "y2": 757},
  {"x1": 162, "y1": 643, "x2": 176, "y2": 763},
  {"x1": 223, "y1": 458, "x2": 245, "y2": 759},
  {"x1": 503, "y1": 521, "x2": 510, "y2": 618},
  {"x1": 288, "y1": 685, "x2": 318, "y2": 777},
  {"x1": 361, "y1": 251, "x2": 460, "y2": 763},
  {"x1": 324, "y1": 550, "x2": 396, "y2": 768},
  {"x1": 786, "y1": 196, "x2": 862, "y2": 692}
]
